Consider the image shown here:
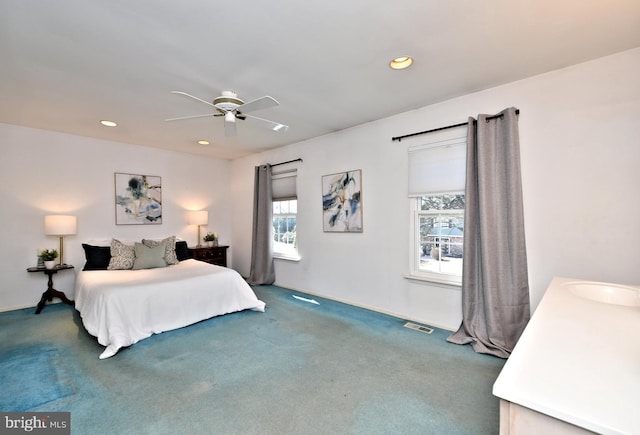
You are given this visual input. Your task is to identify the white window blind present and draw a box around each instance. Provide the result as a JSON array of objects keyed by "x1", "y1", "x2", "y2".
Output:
[
  {"x1": 272, "y1": 169, "x2": 297, "y2": 200},
  {"x1": 408, "y1": 136, "x2": 467, "y2": 196}
]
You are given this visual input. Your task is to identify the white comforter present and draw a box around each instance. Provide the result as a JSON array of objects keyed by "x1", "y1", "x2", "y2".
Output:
[{"x1": 74, "y1": 259, "x2": 265, "y2": 359}]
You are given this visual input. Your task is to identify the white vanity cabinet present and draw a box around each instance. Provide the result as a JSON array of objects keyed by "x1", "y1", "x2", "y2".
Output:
[
  {"x1": 499, "y1": 400, "x2": 596, "y2": 434},
  {"x1": 493, "y1": 277, "x2": 640, "y2": 435}
]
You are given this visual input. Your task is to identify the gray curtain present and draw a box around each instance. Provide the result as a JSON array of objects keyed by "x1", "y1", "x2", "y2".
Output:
[
  {"x1": 248, "y1": 164, "x2": 275, "y2": 285},
  {"x1": 447, "y1": 107, "x2": 530, "y2": 358}
]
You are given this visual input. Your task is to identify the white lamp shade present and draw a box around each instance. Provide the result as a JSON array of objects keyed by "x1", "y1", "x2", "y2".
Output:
[
  {"x1": 44, "y1": 215, "x2": 77, "y2": 235},
  {"x1": 188, "y1": 210, "x2": 208, "y2": 226}
]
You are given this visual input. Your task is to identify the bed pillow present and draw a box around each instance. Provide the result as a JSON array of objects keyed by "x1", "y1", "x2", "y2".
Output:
[
  {"x1": 86, "y1": 239, "x2": 137, "y2": 247},
  {"x1": 84, "y1": 239, "x2": 112, "y2": 247},
  {"x1": 175, "y1": 240, "x2": 190, "y2": 261},
  {"x1": 108, "y1": 239, "x2": 135, "y2": 270},
  {"x1": 82, "y1": 244, "x2": 112, "y2": 270},
  {"x1": 142, "y1": 236, "x2": 177, "y2": 265},
  {"x1": 132, "y1": 240, "x2": 167, "y2": 270}
]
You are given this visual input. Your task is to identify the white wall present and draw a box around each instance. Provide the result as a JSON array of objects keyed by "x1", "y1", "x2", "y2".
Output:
[
  {"x1": 0, "y1": 125, "x2": 230, "y2": 311},
  {"x1": 230, "y1": 48, "x2": 640, "y2": 330},
  {"x1": 2, "y1": 48, "x2": 638, "y2": 324}
]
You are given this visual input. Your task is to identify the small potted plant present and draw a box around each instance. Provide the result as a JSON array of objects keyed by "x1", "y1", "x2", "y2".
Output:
[
  {"x1": 40, "y1": 248, "x2": 59, "y2": 269},
  {"x1": 203, "y1": 232, "x2": 218, "y2": 247}
]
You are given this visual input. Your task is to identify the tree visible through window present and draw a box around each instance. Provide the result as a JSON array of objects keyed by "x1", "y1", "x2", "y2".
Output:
[
  {"x1": 416, "y1": 193, "x2": 464, "y2": 280},
  {"x1": 273, "y1": 199, "x2": 297, "y2": 258}
]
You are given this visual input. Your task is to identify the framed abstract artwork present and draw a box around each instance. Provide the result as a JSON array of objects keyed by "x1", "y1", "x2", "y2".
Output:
[
  {"x1": 322, "y1": 169, "x2": 363, "y2": 232},
  {"x1": 114, "y1": 173, "x2": 162, "y2": 225}
]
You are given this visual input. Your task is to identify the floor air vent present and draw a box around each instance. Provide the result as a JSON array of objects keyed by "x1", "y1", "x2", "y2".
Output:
[{"x1": 404, "y1": 322, "x2": 434, "y2": 334}]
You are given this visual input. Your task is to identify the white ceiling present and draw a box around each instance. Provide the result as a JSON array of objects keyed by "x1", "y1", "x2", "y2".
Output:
[{"x1": 1, "y1": 1, "x2": 639, "y2": 160}]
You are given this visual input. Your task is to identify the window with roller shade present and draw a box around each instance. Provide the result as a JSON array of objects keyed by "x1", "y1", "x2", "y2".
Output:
[
  {"x1": 408, "y1": 132, "x2": 466, "y2": 285},
  {"x1": 272, "y1": 169, "x2": 298, "y2": 259}
]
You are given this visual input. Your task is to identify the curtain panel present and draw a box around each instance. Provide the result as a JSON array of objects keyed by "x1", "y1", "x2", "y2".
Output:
[
  {"x1": 248, "y1": 164, "x2": 276, "y2": 285},
  {"x1": 447, "y1": 107, "x2": 530, "y2": 358}
]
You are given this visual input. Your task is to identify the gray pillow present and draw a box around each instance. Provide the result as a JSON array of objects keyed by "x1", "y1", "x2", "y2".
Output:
[
  {"x1": 108, "y1": 239, "x2": 135, "y2": 270},
  {"x1": 142, "y1": 236, "x2": 177, "y2": 265},
  {"x1": 132, "y1": 240, "x2": 167, "y2": 270}
]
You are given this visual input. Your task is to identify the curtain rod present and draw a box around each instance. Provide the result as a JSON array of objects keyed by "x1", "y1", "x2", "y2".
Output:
[
  {"x1": 270, "y1": 158, "x2": 302, "y2": 167},
  {"x1": 391, "y1": 109, "x2": 520, "y2": 142}
]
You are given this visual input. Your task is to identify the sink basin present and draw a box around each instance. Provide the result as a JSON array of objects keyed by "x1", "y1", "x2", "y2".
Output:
[{"x1": 564, "y1": 281, "x2": 640, "y2": 307}]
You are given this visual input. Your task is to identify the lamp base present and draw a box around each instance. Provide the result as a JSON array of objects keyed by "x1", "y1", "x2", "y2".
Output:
[{"x1": 59, "y1": 235, "x2": 65, "y2": 267}]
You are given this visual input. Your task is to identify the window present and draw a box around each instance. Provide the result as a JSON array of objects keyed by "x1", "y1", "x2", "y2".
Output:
[
  {"x1": 408, "y1": 131, "x2": 466, "y2": 285},
  {"x1": 272, "y1": 169, "x2": 299, "y2": 260},
  {"x1": 416, "y1": 194, "x2": 464, "y2": 277},
  {"x1": 273, "y1": 199, "x2": 297, "y2": 258}
]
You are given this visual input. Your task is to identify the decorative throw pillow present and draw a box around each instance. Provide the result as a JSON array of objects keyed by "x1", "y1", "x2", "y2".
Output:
[
  {"x1": 132, "y1": 240, "x2": 167, "y2": 270},
  {"x1": 142, "y1": 236, "x2": 177, "y2": 265},
  {"x1": 108, "y1": 239, "x2": 136, "y2": 270},
  {"x1": 175, "y1": 240, "x2": 190, "y2": 262},
  {"x1": 82, "y1": 244, "x2": 112, "y2": 270}
]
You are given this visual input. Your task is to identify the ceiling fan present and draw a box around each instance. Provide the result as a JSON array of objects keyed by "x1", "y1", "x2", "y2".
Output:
[{"x1": 165, "y1": 90, "x2": 289, "y2": 137}]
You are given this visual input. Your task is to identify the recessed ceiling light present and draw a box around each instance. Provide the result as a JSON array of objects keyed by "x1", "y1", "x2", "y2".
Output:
[
  {"x1": 389, "y1": 56, "x2": 413, "y2": 70},
  {"x1": 100, "y1": 120, "x2": 117, "y2": 127},
  {"x1": 197, "y1": 140, "x2": 210, "y2": 145}
]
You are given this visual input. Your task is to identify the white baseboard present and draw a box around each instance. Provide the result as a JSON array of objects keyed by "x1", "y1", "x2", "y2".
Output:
[{"x1": 274, "y1": 282, "x2": 456, "y2": 332}]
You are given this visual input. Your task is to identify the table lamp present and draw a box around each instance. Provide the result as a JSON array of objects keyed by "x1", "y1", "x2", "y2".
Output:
[
  {"x1": 45, "y1": 215, "x2": 77, "y2": 265},
  {"x1": 188, "y1": 210, "x2": 208, "y2": 247}
]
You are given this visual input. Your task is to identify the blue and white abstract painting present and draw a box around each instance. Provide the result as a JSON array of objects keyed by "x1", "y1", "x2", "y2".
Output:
[
  {"x1": 322, "y1": 170, "x2": 362, "y2": 232},
  {"x1": 114, "y1": 173, "x2": 162, "y2": 225}
]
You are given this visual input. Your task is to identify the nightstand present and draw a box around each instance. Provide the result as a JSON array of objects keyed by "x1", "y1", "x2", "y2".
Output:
[
  {"x1": 27, "y1": 264, "x2": 75, "y2": 314},
  {"x1": 188, "y1": 245, "x2": 229, "y2": 267}
]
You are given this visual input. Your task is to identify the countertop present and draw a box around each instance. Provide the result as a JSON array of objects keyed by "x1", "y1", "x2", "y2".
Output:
[{"x1": 493, "y1": 276, "x2": 640, "y2": 434}]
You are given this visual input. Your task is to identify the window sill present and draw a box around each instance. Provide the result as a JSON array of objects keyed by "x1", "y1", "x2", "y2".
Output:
[
  {"x1": 274, "y1": 254, "x2": 301, "y2": 262},
  {"x1": 404, "y1": 273, "x2": 461, "y2": 289}
]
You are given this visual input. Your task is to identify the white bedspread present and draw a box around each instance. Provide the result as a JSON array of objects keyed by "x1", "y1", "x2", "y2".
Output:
[{"x1": 74, "y1": 259, "x2": 265, "y2": 359}]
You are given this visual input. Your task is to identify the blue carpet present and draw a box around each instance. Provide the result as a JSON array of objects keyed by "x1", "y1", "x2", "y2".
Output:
[
  {"x1": 0, "y1": 286, "x2": 505, "y2": 433},
  {"x1": 0, "y1": 345, "x2": 75, "y2": 411}
]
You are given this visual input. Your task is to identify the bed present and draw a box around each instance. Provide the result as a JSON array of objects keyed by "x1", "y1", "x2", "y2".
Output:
[{"x1": 74, "y1": 239, "x2": 265, "y2": 359}]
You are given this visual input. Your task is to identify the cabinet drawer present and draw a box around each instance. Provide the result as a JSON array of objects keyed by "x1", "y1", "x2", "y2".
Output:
[
  {"x1": 199, "y1": 250, "x2": 224, "y2": 261},
  {"x1": 188, "y1": 246, "x2": 228, "y2": 267}
]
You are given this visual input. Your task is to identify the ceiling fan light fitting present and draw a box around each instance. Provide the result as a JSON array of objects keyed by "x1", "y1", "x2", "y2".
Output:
[{"x1": 224, "y1": 112, "x2": 236, "y2": 123}]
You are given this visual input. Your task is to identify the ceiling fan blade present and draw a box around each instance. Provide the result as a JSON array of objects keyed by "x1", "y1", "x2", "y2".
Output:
[
  {"x1": 170, "y1": 91, "x2": 215, "y2": 107},
  {"x1": 225, "y1": 120, "x2": 237, "y2": 137},
  {"x1": 244, "y1": 114, "x2": 288, "y2": 132},
  {"x1": 165, "y1": 113, "x2": 214, "y2": 122},
  {"x1": 236, "y1": 96, "x2": 279, "y2": 114}
]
